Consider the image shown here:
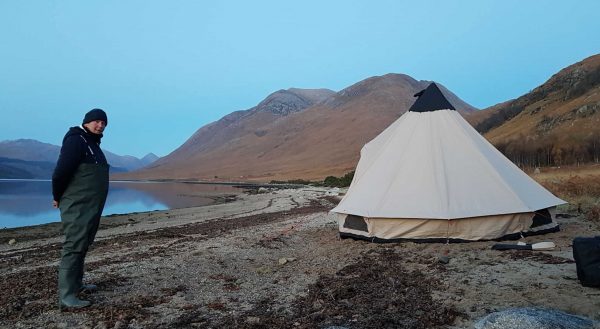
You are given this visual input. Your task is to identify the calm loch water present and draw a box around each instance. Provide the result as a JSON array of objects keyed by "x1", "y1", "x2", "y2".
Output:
[{"x1": 0, "y1": 180, "x2": 244, "y2": 228}]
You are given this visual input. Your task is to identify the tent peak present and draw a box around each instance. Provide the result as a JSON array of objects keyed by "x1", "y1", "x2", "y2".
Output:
[{"x1": 409, "y1": 83, "x2": 457, "y2": 112}]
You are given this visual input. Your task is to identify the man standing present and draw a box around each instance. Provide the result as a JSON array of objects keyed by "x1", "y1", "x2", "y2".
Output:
[{"x1": 52, "y1": 108, "x2": 109, "y2": 309}]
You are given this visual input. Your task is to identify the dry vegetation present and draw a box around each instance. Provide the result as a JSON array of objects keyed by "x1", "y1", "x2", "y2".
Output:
[{"x1": 533, "y1": 164, "x2": 600, "y2": 222}]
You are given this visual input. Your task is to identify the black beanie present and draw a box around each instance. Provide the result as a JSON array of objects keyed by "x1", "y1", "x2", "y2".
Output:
[{"x1": 82, "y1": 108, "x2": 108, "y2": 125}]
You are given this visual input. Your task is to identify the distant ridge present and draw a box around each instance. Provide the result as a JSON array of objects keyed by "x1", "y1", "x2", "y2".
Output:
[
  {"x1": 0, "y1": 139, "x2": 160, "y2": 179},
  {"x1": 0, "y1": 157, "x2": 55, "y2": 179},
  {"x1": 0, "y1": 139, "x2": 60, "y2": 163},
  {"x1": 141, "y1": 153, "x2": 160, "y2": 166}
]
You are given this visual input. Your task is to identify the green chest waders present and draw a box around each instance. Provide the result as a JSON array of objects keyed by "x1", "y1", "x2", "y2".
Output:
[{"x1": 58, "y1": 163, "x2": 109, "y2": 308}]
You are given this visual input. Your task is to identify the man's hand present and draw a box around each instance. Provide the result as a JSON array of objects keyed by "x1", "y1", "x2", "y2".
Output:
[{"x1": 52, "y1": 200, "x2": 59, "y2": 208}]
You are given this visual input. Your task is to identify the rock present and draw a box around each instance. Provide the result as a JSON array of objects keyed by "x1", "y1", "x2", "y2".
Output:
[
  {"x1": 326, "y1": 188, "x2": 341, "y2": 196},
  {"x1": 312, "y1": 298, "x2": 326, "y2": 307},
  {"x1": 576, "y1": 104, "x2": 599, "y2": 118},
  {"x1": 256, "y1": 266, "x2": 272, "y2": 274},
  {"x1": 8, "y1": 238, "x2": 16, "y2": 245},
  {"x1": 438, "y1": 255, "x2": 450, "y2": 264},
  {"x1": 93, "y1": 322, "x2": 108, "y2": 329},
  {"x1": 258, "y1": 187, "x2": 269, "y2": 194},
  {"x1": 474, "y1": 307, "x2": 598, "y2": 329},
  {"x1": 113, "y1": 321, "x2": 125, "y2": 329},
  {"x1": 278, "y1": 257, "x2": 296, "y2": 265},
  {"x1": 246, "y1": 316, "x2": 261, "y2": 324}
]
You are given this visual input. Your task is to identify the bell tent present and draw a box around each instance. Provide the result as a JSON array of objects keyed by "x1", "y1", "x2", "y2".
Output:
[{"x1": 331, "y1": 83, "x2": 565, "y2": 242}]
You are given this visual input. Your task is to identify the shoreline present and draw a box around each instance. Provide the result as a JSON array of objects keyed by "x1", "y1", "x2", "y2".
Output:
[
  {"x1": 0, "y1": 193, "x2": 241, "y2": 244},
  {"x1": 0, "y1": 180, "x2": 305, "y2": 234},
  {"x1": 0, "y1": 177, "x2": 309, "y2": 187},
  {"x1": 0, "y1": 184, "x2": 324, "y2": 246}
]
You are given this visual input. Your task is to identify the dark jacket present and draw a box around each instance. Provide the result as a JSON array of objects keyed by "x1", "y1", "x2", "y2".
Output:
[{"x1": 52, "y1": 126, "x2": 108, "y2": 201}]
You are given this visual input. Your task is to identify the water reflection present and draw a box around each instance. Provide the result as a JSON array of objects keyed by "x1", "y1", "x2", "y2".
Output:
[{"x1": 0, "y1": 180, "x2": 243, "y2": 228}]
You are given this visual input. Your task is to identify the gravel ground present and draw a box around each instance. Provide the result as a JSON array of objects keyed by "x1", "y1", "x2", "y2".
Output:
[{"x1": 1, "y1": 187, "x2": 599, "y2": 329}]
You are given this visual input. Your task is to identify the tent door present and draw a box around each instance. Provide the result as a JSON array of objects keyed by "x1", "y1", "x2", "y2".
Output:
[{"x1": 343, "y1": 215, "x2": 368, "y2": 232}]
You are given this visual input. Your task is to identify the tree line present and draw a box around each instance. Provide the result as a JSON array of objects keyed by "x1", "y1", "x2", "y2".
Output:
[{"x1": 494, "y1": 132, "x2": 600, "y2": 168}]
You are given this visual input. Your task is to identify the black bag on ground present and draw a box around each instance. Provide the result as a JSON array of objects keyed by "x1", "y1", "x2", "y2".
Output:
[{"x1": 572, "y1": 236, "x2": 600, "y2": 287}]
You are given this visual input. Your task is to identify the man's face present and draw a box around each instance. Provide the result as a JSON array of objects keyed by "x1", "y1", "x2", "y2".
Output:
[{"x1": 84, "y1": 120, "x2": 107, "y2": 135}]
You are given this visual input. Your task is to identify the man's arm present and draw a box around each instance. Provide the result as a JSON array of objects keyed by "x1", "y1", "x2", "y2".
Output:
[{"x1": 52, "y1": 135, "x2": 84, "y2": 203}]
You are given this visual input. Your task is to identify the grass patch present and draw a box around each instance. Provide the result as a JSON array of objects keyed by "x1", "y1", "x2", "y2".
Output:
[{"x1": 534, "y1": 165, "x2": 600, "y2": 223}]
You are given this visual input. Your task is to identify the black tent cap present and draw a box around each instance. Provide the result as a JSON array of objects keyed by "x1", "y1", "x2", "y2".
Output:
[{"x1": 409, "y1": 83, "x2": 456, "y2": 112}]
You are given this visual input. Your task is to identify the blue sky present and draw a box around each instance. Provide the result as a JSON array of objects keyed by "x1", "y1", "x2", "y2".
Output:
[{"x1": 1, "y1": 1, "x2": 599, "y2": 158}]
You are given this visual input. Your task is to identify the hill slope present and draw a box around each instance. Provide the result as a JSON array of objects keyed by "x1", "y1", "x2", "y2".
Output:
[{"x1": 467, "y1": 54, "x2": 600, "y2": 167}]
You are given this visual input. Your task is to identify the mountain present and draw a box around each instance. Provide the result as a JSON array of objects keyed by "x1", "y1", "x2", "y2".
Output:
[
  {"x1": 158, "y1": 88, "x2": 336, "y2": 161},
  {"x1": 104, "y1": 151, "x2": 155, "y2": 172},
  {"x1": 0, "y1": 139, "x2": 159, "y2": 178},
  {"x1": 466, "y1": 54, "x2": 600, "y2": 167},
  {"x1": 141, "y1": 153, "x2": 160, "y2": 166},
  {"x1": 119, "y1": 76, "x2": 477, "y2": 181},
  {"x1": 0, "y1": 157, "x2": 55, "y2": 179},
  {"x1": 0, "y1": 139, "x2": 60, "y2": 163}
]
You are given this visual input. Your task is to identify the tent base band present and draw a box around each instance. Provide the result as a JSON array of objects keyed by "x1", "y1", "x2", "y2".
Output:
[{"x1": 339, "y1": 225, "x2": 560, "y2": 244}]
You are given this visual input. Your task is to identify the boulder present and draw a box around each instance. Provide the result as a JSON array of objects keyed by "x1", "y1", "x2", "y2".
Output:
[{"x1": 475, "y1": 308, "x2": 598, "y2": 329}]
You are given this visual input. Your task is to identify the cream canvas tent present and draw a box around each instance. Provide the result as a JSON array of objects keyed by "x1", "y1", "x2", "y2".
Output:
[{"x1": 331, "y1": 83, "x2": 565, "y2": 242}]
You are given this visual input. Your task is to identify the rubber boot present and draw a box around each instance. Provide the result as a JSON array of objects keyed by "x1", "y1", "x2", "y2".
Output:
[
  {"x1": 80, "y1": 283, "x2": 98, "y2": 292},
  {"x1": 58, "y1": 268, "x2": 91, "y2": 310},
  {"x1": 76, "y1": 263, "x2": 97, "y2": 292}
]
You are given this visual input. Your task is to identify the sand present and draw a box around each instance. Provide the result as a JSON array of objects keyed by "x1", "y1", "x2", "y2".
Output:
[{"x1": 1, "y1": 186, "x2": 599, "y2": 329}]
